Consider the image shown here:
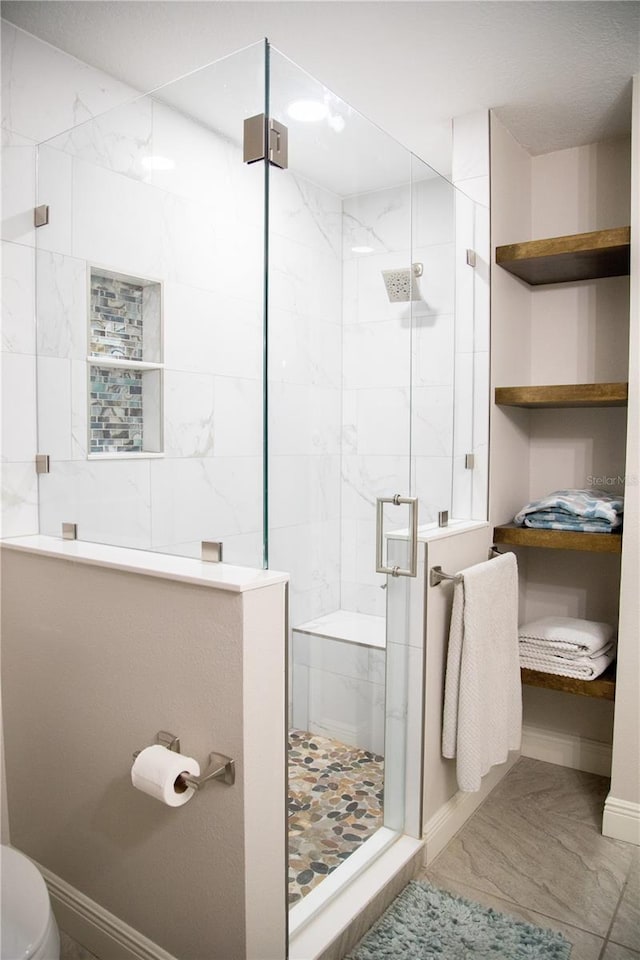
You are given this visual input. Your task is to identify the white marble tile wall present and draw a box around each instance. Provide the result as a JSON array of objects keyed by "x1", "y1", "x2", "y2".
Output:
[
  {"x1": 451, "y1": 110, "x2": 491, "y2": 521},
  {"x1": 292, "y1": 631, "x2": 385, "y2": 754},
  {"x1": 267, "y1": 168, "x2": 343, "y2": 627},
  {"x1": 0, "y1": 19, "x2": 139, "y2": 540},
  {"x1": 1, "y1": 20, "x2": 268, "y2": 558},
  {"x1": 340, "y1": 177, "x2": 457, "y2": 615}
]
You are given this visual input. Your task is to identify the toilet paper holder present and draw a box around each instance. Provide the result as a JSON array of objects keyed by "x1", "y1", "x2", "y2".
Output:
[{"x1": 133, "y1": 730, "x2": 235, "y2": 789}]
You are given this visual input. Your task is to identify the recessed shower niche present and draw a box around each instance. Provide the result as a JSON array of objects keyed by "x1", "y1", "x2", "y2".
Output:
[{"x1": 88, "y1": 268, "x2": 163, "y2": 457}]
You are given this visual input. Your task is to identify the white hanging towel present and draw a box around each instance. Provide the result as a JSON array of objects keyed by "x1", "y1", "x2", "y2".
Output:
[{"x1": 442, "y1": 552, "x2": 522, "y2": 792}]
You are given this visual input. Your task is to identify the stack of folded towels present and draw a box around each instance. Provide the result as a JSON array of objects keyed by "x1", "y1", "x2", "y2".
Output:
[
  {"x1": 518, "y1": 616, "x2": 616, "y2": 679},
  {"x1": 514, "y1": 488, "x2": 623, "y2": 533}
]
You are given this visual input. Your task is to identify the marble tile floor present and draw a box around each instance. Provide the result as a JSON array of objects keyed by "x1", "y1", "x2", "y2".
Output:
[{"x1": 418, "y1": 757, "x2": 639, "y2": 960}]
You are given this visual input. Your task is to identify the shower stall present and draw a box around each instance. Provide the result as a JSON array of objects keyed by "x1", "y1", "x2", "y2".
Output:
[{"x1": 31, "y1": 39, "x2": 488, "y2": 923}]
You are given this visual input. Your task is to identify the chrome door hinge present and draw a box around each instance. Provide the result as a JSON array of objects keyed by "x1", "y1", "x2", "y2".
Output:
[
  {"x1": 35, "y1": 453, "x2": 50, "y2": 474},
  {"x1": 465, "y1": 453, "x2": 475, "y2": 469},
  {"x1": 243, "y1": 114, "x2": 288, "y2": 169},
  {"x1": 466, "y1": 248, "x2": 477, "y2": 267},
  {"x1": 62, "y1": 522, "x2": 77, "y2": 540},
  {"x1": 34, "y1": 204, "x2": 49, "y2": 227}
]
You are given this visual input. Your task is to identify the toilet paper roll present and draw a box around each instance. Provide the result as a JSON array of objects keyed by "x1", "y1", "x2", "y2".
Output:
[{"x1": 131, "y1": 744, "x2": 200, "y2": 807}]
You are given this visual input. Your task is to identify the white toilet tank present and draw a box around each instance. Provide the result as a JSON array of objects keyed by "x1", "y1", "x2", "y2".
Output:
[{"x1": 1, "y1": 845, "x2": 60, "y2": 960}]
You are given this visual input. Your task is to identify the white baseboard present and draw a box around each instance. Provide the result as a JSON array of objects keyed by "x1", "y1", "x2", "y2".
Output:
[
  {"x1": 520, "y1": 724, "x2": 612, "y2": 776},
  {"x1": 38, "y1": 862, "x2": 177, "y2": 960},
  {"x1": 602, "y1": 795, "x2": 640, "y2": 845},
  {"x1": 423, "y1": 752, "x2": 519, "y2": 865}
]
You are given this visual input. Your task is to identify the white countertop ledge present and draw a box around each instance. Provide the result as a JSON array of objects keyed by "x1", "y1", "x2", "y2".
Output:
[{"x1": 0, "y1": 535, "x2": 289, "y2": 593}]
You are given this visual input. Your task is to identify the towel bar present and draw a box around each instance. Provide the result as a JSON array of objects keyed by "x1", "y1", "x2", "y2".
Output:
[
  {"x1": 430, "y1": 547, "x2": 507, "y2": 587},
  {"x1": 429, "y1": 565, "x2": 463, "y2": 587}
]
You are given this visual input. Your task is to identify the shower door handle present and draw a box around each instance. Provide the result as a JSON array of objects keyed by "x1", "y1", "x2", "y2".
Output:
[{"x1": 375, "y1": 495, "x2": 418, "y2": 578}]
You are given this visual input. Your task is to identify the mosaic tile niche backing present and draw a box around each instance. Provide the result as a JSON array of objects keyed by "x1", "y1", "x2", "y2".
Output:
[
  {"x1": 90, "y1": 274, "x2": 143, "y2": 360},
  {"x1": 89, "y1": 366, "x2": 143, "y2": 453},
  {"x1": 88, "y1": 271, "x2": 161, "y2": 455}
]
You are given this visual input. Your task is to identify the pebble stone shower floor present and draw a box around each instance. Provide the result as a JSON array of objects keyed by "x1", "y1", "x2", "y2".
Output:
[{"x1": 288, "y1": 729, "x2": 384, "y2": 905}]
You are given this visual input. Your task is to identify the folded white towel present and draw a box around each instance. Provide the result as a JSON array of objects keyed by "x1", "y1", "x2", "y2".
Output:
[
  {"x1": 519, "y1": 648, "x2": 615, "y2": 680},
  {"x1": 519, "y1": 639, "x2": 616, "y2": 662},
  {"x1": 518, "y1": 616, "x2": 614, "y2": 658},
  {"x1": 442, "y1": 552, "x2": 522, "y2": 792}
]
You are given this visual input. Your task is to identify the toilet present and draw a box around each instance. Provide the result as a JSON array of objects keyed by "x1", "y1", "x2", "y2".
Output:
[{"x1": 1, "y1": 845, "x2": 60, "y2": 960}]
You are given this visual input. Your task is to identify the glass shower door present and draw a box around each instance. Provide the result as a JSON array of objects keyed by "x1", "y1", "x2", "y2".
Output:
[{"x1": 266, "y1": 45, "x2": 421, "y2": 912}]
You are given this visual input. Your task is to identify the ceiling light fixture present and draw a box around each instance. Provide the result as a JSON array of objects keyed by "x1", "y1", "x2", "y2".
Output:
[
  {"x1": 287, "y1": 99, "x2": 329, "y2": 122},
  {"x1": 141, "y1": 155, "x2": 175, "y2": 171}
]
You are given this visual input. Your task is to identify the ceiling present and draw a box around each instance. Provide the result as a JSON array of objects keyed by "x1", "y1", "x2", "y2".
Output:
[{"x1": 2, "y1": 1, "x2": 639, "y2": 179}]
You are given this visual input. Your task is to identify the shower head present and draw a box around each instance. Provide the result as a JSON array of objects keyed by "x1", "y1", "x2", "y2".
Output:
[{"x1": 381, "y1": 262, "x2": 423, "y2": 302}]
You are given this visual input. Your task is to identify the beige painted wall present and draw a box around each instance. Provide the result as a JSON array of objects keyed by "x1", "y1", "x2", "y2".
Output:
[
  {"x1": 1, "y1": 549, "x2": 286, "y2": 959},
  {"x1": 608, "y1": 74, "x2": 640, "y2": 822}
]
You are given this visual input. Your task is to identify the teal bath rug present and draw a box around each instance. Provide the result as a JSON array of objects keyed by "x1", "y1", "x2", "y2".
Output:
[{"x1": 347, "y1": 881, "x2": 572, "y2": 959}]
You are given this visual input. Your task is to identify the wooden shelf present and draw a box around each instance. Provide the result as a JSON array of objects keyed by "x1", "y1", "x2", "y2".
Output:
[
  {"x1": 496, "y1": 226, "x2": 630, "y2": 285},
  {"x1": 495, "y1": 382, "x2": 628, "y2": 408},
  {"x1": 521, "y1": 664, "x2": 616, "y2": 701},
  {"x1": 494, "y1": 523, "x2": 622, "y2": 554}
]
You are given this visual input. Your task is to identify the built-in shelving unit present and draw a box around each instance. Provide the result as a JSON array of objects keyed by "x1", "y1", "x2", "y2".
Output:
[
  {"x1": 521, "y1": 665, "x2": 616, "y2": 701},
  {"x1": 495, "y1": 226, "x2": 630, "y2": 285},
  {"x1": 495, "y1": 223, "x2": 630, "y2": 706},
  {"x1": 493, "y1": 523, "x2": 622, "y2": 554},
  {"x1": 495, "y1": 382, "x2": 628, "y2": 408}
]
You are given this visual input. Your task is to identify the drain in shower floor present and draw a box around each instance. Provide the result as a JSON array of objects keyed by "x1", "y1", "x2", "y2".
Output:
[{"x1": 288, "y1": 729, "x2": 384, "y2": 905}]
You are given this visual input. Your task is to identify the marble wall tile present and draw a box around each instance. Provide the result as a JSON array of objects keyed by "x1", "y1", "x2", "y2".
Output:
[
  {"x1": 355, "y1": 387, "x2": 411, "y2": 457},
  {"x1": 1, "y1": 240, "x2": 35, "y2": 354},
  {"x1": 340, "y1": 581, "x2": 386, "y2": 618},
  {"x1": 343, "y1": 183, "x2": 411, "y2": 256},
  {"x1": 1, "y1": 351, "x2": 36, "y2": 462},
  {"x1": 453, "y1": 352, "x2": 474, "y2": 457},
  {"x1": 38, "y1": 458, "x2": 152, "y2": 548},
  {"x1": 269, "y1": 308, "x2": 341, "y2": 388},
  {"x1": 341, "y1": 454, "x2": 411, "y2": 522},
  {"x1": 412, "y1": 314, "x2": 455, "y2": 387},
  {"x1": 36, "y1": 251, "x2": 87, "y2": 359},
  {"x1": 163, "y1": 370, "x2": 215, "y2": 458},
  {"x1": 1, "y1": 20, "x2": 135, "y2": 144},
  {"x1": 415, "y1": 242, "x2": 456, "y2": 318},
  {"x1": 213, "y1": 376, "x2": 262, "y2": 458},
  {"x1": 451, "y1": 453, "x2": 472, "y2": 519},
  {"x1": 292, "y1": 632, "x2": 373, "y2": 681},
  {"x1": 54, "y1": 97, "x2": 153, "y2": 182},
  {"x1": 456, "y1": 175, "x2": 490, "y2": 208},
  {"x1": 270, "y1": 170, "x2": 342, "y2": 258},
  {"x1": 413, "y1": 176, "x2": 456, "y2": 248},
  {"x1": 70, "y1": 359, "x2": 88, "y2": 460},
  {"x1": 72, "y1": 158, "x2": 164, "y2": 280},
  {"x1": 412, "y1": 385, "x2": 455, "y2": 458},
  {"x1": 343, "y1": 320, "x2": 411, "y2": 389},
  {"x1": 413, "y1": 456, "x2": 454, "y2": 523},
  {"x1": 160, "y1": 191, "x2": 218, "y2": 290},
  {"x1": 305, "y1": 664, "x2": 385, "y2": 754},
  {"x1": 36, "y1": 145, "x2": 73, "y2": 256},
  {"x1": 269, "y1": 382, "x2": 341, "y2": 456},
  {"x1": 149, "y1": 456, "x2": 263, "y2": 548},
  {"x1": 269, "y1": 454, "x2": 341, "y2": 530},
  {"x1": 1, "y1": 142, "x2": 35, "y2": 245},
  {"x1": 37, "y1": 356, "x2": 72, "y2": 461},
  {"x1": 0, "y1": 460, "x2": 38, "y2": 537},
  {"x1": 269, "y1": 233, "x2": 341, "y2": 322},
  {"x1": 163, "y1": 282, "x2": 262, "y2": 380}
]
